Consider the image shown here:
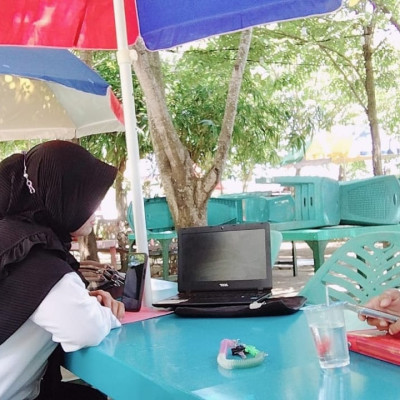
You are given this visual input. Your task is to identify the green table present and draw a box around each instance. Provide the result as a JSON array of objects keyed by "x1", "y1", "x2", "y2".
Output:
[{"x1": 278, "y1": 224, "x2": 400, "y2": 273}]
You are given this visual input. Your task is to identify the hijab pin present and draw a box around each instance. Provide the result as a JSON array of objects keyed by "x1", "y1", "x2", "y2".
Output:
[{"x1": 22, "y1": 151, "x2": 36, "y2": 194}]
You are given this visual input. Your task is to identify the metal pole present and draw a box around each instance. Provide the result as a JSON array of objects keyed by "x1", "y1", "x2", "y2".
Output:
[{"x1": 112, "y1": 0, "x2": 152, "y2": 306}]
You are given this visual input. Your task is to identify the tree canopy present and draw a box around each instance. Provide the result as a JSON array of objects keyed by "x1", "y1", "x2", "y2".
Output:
[{"x1": 1, "y1": 0, "x2": 400, "y2": 229}]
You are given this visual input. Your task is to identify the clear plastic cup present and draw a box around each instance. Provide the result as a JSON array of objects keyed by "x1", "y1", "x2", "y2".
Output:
[{"x1": 303, "y1": 302, "x2": 350, "y2": 369}]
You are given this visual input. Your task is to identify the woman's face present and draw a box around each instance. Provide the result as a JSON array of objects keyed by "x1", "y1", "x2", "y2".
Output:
[{"x1": 70, "y1": 213, "x2": 96, "y2": 237}]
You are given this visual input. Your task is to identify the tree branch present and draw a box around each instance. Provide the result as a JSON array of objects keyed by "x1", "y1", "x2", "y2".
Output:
[{"x1": 203, "y1": 29, "x2": 253, "y2": 191}]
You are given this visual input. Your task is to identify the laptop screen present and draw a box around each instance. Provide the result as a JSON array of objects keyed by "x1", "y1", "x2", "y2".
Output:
[{"x1": 177, "y1": 223, "x2": 272, "y2": 292}]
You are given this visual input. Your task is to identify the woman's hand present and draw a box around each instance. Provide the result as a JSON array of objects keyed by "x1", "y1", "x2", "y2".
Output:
[
  {"x1": 361, "y1": 289, "x2": 400, "y2": 335},
  {"x1": 89, "y1": 290, "x2": 125, "y2": 322}
]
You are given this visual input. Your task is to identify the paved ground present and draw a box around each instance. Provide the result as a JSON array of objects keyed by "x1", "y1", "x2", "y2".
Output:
[{"x1": 272, "y1": 240, "x2": 344, "y2": 296}]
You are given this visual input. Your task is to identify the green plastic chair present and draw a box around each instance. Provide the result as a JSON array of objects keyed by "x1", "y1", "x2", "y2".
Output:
[
  {"x1": 127, "y1": 200, "x2": 176, "y2": 280},
  {"x1": 300, "y1": 232, "x2": 400, "y2": 305},
  {"x1": 339, "y1": 175, "x2": 400, "y2": 225}
]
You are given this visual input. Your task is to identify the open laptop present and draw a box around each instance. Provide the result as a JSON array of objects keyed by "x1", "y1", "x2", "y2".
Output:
[{"x1": 152, "y1": 222, "x2": 272, "y2": 308}]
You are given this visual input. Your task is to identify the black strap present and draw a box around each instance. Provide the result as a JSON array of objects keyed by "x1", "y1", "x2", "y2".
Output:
[
  {"x1": 36, "y1": 345, "x2": 107, "y2": 400},
  {"x1": 36, "y1": 345, "x2": 63, "y2": 399}
]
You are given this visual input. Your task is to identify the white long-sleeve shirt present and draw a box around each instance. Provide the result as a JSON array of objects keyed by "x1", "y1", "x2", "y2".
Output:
[{"x1": 0, "y1": 272, "x2": 121, "y2": 400}]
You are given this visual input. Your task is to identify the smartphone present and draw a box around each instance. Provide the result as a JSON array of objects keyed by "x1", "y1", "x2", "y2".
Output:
[
  {"x1": 345, "y1": 302, "x2": 399, "y2": 323},
  {"x1": 122, "y1": 252, "x2": 148, "y2": 312}
]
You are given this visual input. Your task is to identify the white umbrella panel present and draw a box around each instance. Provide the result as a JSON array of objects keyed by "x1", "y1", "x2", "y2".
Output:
[{"x1": 0, "y1": 47, "x2": 125, "y2": 141}]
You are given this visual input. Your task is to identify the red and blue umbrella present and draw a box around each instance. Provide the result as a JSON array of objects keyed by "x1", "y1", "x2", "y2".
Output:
[{"x1": 1, "y1": 0, "x2": 342, "y2": 50}]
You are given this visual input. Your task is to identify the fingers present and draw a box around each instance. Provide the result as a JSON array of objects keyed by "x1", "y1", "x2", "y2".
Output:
[
  {"x1": 388, "y1": 321, "x2": 400, "y2": 335},
  {"x1": 90, "y1": 290, "x2": 111, "y2": 305},
  {"x1": 364, "y1": 290, "x2": 400, "y2": 313},
  {"x1": 90, "y1": 290, "x2": 125, "y2": 321},
  {"x1": 113, "y1": 301, "x2": 125, "y2": 321},
  {"x1": 362, "y1": 290, "x2": 400, "y2": 335},
  {"x1": 364, "y1": 317, "x2": 389, "y2": 330},
  {"x1": 380, "y1": 290, "x2": 400, "y2": 308}
]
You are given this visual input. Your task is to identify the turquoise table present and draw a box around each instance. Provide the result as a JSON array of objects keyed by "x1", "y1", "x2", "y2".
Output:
[
  {"x1": 278, "y1": 224, "x2": 400, "y2": 274},
  {"x1": 64, "y1": 310, "x2": 400, "y2": 399}
]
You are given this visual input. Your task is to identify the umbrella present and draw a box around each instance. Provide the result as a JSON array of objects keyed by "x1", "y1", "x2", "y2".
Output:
[
  {"x1": 0, "y1": 0, "x2": 343, "y2": 305},
  {"x1": 0, "y1": 46, "x2": 124, "y2": 140},
  {"x1": 1, "y1": 0, "x2": 343, "y2": 50}
]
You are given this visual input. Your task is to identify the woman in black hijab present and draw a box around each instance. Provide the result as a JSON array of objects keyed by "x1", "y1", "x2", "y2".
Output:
[{"x1": 0, "y1": 140, "x2": 124, "y2": 400}]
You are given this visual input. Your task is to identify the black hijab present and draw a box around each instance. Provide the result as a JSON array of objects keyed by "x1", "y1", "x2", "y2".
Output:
[{"x1": 0, "y1": 140, "x2": 117, "y2": 344}]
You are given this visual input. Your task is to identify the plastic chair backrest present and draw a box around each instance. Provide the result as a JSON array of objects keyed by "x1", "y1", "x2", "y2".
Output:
[
  {"x1": 127, "y1": 198, "x2": 174, "y2": 234},
  {"x1": 218, "y1": 192, "x2": 294, "y2": 223},
  {"x1": 244, "y1": 195, "x2": 295, "y2": 223},
  {"x1": 144, "y1": 197, "x2": 174, "y2": 231},
  {"x1": 270, "y1": 176, "x2": 340, "y2": 230},
  {"x1": 300, "y1": 232, "x2": 400, "y2": 305},
  {"x1": 207, "y1": 197, "x2": 243, "y2": 225},
  {"x1": 339, "y1": 175, "x2": 400, "y2": 225},
  {"x1": 128, "y1": 197, "x2": 243, "y2": 232}
]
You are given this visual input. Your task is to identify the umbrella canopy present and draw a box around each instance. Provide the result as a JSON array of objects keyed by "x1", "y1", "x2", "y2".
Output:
[
  {"x1": 1, "y1": 0, "x2": 342, "y2": 50},
  {"x1": 137, "y1": 0, "x2": 343, "y2": 50},
  {"x1": 0, "y1": 46, "x2": 124, "y2": 140},
  {"x1": 0, "y1": 0, "x2": 343, "y2": 306}
]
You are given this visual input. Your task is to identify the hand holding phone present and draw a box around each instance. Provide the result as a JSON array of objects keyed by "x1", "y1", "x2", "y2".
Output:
[{"x1": 345, "y1": 302, "x2": 400, "y2": 323}]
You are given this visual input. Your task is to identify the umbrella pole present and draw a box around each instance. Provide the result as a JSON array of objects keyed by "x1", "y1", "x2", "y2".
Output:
[{"x1": 112, "y1": 0, "x2": 152, "y2": 307}]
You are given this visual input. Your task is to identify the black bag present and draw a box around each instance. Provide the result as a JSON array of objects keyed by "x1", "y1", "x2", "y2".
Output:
[
  {"x1": 78, "y1": 253, "x2": 148, "y2": 311},
  {"x1": 79, "y1": 263, "x2": 125, "y2": 299},
  {"x1": 174, "y1": 296, "x2": 307, "y2": 318}
]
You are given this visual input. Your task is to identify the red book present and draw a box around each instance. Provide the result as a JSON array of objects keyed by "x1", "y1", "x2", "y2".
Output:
[{"x1": 347, "y1": 329, "x2": 400, "y2": 365}]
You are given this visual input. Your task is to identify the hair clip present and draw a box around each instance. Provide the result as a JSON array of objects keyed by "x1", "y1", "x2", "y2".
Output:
[{"x1": 22, "y1": 151, "x2": 35, "y2": 194}]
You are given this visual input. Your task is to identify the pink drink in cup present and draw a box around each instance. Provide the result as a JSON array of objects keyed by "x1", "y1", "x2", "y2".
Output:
[{"x1": 303, "y1": 303, "x2": 350, "y2": 369}]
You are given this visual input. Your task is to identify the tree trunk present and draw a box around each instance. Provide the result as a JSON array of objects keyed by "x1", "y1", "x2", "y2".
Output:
[
  {"x1": 241, "y1": 164, "x2": 254, "y2": 192},
  {"x1": 78, "y1": 50, "x2": 93, "y2": 67},
  {"x1": 78, "y1": 231, "x2": 99, "y2": 262},
  {"x1": 363, "y1": 22, "x2": 383, "y2": 175},
  {"x1": 338, "y1": 164, "x2": 346, "y2": 181},
  {"x1": 115, "y1": 158, "x2": 127, "y2": 220},
  {"x1": 115, "y1": 157, "x2": 129, "y2": 269},
  {"x1": 132, "y1": 30, "x2": 253, "y2": 228}
]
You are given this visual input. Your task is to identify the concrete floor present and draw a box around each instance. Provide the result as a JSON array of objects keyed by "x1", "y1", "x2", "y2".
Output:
[{"x1": 272, "y1": 240, "x2": 344, "y2": 296}]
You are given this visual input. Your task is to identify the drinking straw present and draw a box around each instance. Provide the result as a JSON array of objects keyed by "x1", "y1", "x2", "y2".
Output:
[{"x1": 325, "y1": 286, "x2": 330, "y2": 306}]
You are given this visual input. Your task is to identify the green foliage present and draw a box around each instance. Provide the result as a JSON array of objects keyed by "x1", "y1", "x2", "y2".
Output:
[
  {"x1": 0, "y1": 140, "x2": 43, "y2": 160},
  {"x1": 274, "y1": 4, "x2": 400, "y2": 130},
  {"x1": 79, "y1": 51, "x2": 153, "y2": 168},
  {"x1": 166, "y1": 31, "x2": 327, "y2": 173}
]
